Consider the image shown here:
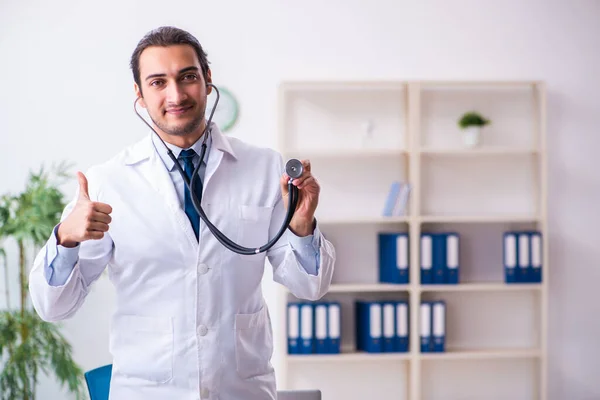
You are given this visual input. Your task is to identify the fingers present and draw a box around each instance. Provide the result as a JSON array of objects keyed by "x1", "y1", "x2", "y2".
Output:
[
  {"x1": 291, "y1": 172, "x2": 313, "y2": 188},
  {"x1": 87, "y1": 221, "x2": 110, "y2": 233},
  {"x1": 93, "y1": 202, "x2": 113, "y2": 215},
  {"x1": 77, "y1": 172, "x2": 90, "y2": 200},
  {"x1": 91, "y1": 210, "x2": 112, "y2": 224},
  {"x1": 302, "y1": 159, "x2": 311, "y2": 173},
  {"x1": 86, "y1": 230, "x2": 106, "y2": 240},
  {"x1": 297, "y1": 176, "x2": 317, "y2": 190}
]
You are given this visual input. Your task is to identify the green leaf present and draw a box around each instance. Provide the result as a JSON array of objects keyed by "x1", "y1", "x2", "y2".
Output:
[{"x1": 458, "y1": 111, "x2": 491, "y2": 129}]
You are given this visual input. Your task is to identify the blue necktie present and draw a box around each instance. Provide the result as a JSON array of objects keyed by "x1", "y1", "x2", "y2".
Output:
[{"x1": 178, "y1": 149, "x2": 202, "y2": 240}]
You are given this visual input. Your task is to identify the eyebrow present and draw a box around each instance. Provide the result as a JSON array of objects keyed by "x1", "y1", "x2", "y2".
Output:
[{"x1": 145, "y1": 66, "x2": 200, "y2": 81}]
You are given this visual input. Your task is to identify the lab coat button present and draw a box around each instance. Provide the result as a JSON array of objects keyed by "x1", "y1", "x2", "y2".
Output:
[
  {"x1": 197, "y1": 325, "x2": 208, "y2": 336},
  {"x1": 200, "y1": 387, "x2": 210, "y2": 398},
  {"x1": 198, "y1": 263, "x2": 209, "y2": 275}
]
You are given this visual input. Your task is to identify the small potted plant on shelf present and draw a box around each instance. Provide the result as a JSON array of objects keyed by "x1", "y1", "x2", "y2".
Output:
[{"x1": 457, "y1": 111, "x2": 491, "y2": 148}]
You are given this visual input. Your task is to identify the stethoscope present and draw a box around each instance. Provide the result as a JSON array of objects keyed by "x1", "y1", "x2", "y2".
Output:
[{"x1": 133, "y1": 83, "x2": 303, "y2": 255}]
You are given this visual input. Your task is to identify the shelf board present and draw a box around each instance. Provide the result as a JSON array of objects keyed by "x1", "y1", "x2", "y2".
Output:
[
  {"x1": 419, "y1": 215, "x2": 540, "y2": 223},
  {"x1": 318, "y1": 216, "x2": 410, "y2": 225},
  {"x1": 284, "y1": 148, "x2": 407, "y2": 159},
  {"x1": 419, "y1": 80, "x2": 540, "y2": 88},
  {"x1": 420, "y1": 147, "x2": 538, "y2": 156},
  {"x1": 280, "y1": 81, "x2": 407, "y2": 92},
  {"x1": 420, "y1": 283, "x2": 542, "y2": 292},
  {"x1": 287, "y1": 351, "x2": 410, "y2": 363},
  {"x1": 420, "y1": 348, "x2": 541, "y2": 361},
  {"x1": 328, "y1": 283, "x2": 410, "y2": 293}
]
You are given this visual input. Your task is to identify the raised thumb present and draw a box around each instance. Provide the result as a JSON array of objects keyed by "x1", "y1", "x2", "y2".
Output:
[{"x1": 77, "y1": 172, "x2": 90, "y2": 200}]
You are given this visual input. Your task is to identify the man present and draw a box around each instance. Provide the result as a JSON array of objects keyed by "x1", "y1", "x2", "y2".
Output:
[{"x1": 29, "y1": 26, "x2": 335, "y2": 400}]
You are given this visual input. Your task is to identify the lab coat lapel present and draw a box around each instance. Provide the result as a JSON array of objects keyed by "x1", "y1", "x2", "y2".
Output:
[
  {"x1": 125, "y1": 136, "x2": 200, "y2": 251},
  {"x1": 203, "y1": 124, "x2": 236, "y2": 193}
]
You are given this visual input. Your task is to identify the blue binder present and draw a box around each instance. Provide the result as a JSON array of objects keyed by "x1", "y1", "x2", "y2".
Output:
[
  {"x1": 379, "y1": 233, "x2": 409, "y2": 284},
  {"x1": 420, "y1": 301, "x2": 432, "y2": 352},
  {"x1": 445, "y1": 233, "x2": 460, "y2": 284},
  {"x1": 356, "y1": 301, "x2": 383, "y2": 353},
  {"x1": 503, "y1": 232, "x2": 517, "y2": 283},
  {"x1": 314, "y1": 303, "x2": 328, "y2": 354},
  {"x1": 327, "y1": 302, "x2": 341, "y2": 354},
  {"x1": 420, "y1": 234, "x2": 433, "y2": 284},
  {"x1": 395, "y1": 301, "x2": 409, "y2": 352},
  {"x1": 432, "y1": 234, "x2": 446, "y2": 284},
  {"x1": 530, "y1": 232, "x2": 542, "y2": 283},
  {"x1": 382, "y1": 302, "x2": 396, "y2": 352},
  {"x1": 432, "y1": 301, "x2": 446, "y2": 352},
  {"x1": 287, "y1": 302, "x2": 301, "y2": 354},
  {"x1": 299, "y1": 303, "x2": 314, "y2": 354},
  {"x1": 517, "y1": 232, "x2": 530, "y2": 283}
]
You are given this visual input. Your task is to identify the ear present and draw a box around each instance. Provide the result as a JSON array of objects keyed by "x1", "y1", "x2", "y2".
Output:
[
  {"x1": 134, "y1": 83, "x2": 146, "y2": 108},
  {"x1": 205, "y1": 69, "x2": 213, "y2": 95}
]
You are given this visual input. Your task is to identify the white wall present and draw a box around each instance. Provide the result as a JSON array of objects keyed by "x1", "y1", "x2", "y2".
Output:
[{"x1": 1, "y1": 0, "x2": 599, "y2": 398}]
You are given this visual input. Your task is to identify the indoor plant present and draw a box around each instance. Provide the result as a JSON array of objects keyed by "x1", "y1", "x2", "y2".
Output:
[
  {"x1": 0, "y1": 162, "x2": 86, "y2": 400},
  {"x1": 457, "y1": 111, "x2": 491, "y2": 147}
]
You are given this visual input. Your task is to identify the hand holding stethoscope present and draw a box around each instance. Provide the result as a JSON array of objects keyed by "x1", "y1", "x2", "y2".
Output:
[{"x1": 280, "y1": 159, "x2": 319, "y2": 237}]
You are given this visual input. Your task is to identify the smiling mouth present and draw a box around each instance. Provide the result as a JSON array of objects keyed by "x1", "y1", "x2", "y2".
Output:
[{"x1": 166, "y1": 105, "x2": 193, "y2": 116}]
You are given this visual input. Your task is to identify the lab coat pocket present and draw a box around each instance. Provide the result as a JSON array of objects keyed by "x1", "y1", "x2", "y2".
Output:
[
  {"x1": 110, "y1": 314, "x2": 174, "y2": 383},
  {"x1": 234, "y1": 305, "x2": 274, "y2": 380},
  {"x1": 237, "y1": 205, "x2": 273, "y2": 254}
]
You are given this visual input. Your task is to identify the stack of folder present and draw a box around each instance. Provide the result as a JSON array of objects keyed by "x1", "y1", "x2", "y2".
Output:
[
  {"x1": 378, "y1": 232, "x2": 409, "y2": 284},
  {"x1": 420, "y1": 233, "x2": 460, "y2": 284},
  {"x1": 287, "y1": 301, "x2": 341, "y2": 354},
  {"x1": 420, "y1": 301, "x2": 446, "y2": 353},
  {"x1": 503, "y1": 230, "x2": 543, "y2": 283},
  {"x1": 355, "y1": 300, "x2": 409, "y2": 353}
]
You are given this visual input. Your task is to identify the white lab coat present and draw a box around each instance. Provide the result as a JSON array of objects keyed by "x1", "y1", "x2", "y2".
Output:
[{"x1": 28, "y1": 126, "x2": 336, "y2": 400}]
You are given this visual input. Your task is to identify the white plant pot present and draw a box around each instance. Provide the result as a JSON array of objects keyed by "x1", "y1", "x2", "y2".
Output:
[{"x1": 462, "y1": 126, "x2": 481, "y2": 148}]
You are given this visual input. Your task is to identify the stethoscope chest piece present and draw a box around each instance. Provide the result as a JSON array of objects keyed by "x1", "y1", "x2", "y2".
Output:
[{"x1": 286, "y1": 159, "x2": 304, "y2": 179}]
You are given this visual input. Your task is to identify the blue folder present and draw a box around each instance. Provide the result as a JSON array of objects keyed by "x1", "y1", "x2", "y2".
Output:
[
  {"x1": 327, "y1": 302, "x2": 341, "y2": 354},
  {"x1": 287, "y1": 302, "x2": 301, "y2": 354},
  {"x1": 431, "y1": 301, "x2": 446, "y2": 352},
  {"x1": 420, "y1": 301, "x2": 432, "y2": 352},
  {"x1": 299, "y1": 303, "x2": 314, "y2": 354},
  {"x1": 395, "y1": 301, "x2": 409, "y2": 352},
  {"x1": 420, "y1": 234, "x2": 433, "y2": 284},
  {"x1": 379, "y1": 233, "x2": 409, "y2": 284},
  {"x1": 503, "y1": 232, "x2": 518, "y2": 283},
  {"x1": 356, "y1": 301, "x2": 383, "y2": 353}
]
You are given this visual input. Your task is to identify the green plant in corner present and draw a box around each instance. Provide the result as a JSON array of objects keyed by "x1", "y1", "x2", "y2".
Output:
[
  {"x1": 457, "y1": 111, "x2": 491, "y2": 129},
  {"x1": 0, "y1": 161, "x2": 86, "y2": 400}
]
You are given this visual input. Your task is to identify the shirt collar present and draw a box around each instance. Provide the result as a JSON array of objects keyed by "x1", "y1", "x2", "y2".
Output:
[{"x1": 151, "y1": 126, "x2": 213, "y2": 172}]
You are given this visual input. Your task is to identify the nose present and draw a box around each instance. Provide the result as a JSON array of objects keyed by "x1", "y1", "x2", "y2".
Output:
[{"x1": 166, "y1": 81, "x2": 187, "y2": 105}]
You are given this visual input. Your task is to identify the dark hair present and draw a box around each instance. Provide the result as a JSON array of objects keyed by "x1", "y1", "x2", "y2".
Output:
[{"x1": 130, "y1": 26, "x2": 210, "y2": 90}]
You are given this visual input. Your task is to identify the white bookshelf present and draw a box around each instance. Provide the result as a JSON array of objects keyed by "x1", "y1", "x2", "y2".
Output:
[{"x1": 275, "y1": 80, "x2": 547, "y2": 400}]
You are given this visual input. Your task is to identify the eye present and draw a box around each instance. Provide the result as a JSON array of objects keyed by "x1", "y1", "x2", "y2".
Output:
[
  {"x1": 183, "y1": 74, "x2": 198, "y2": 81},
  {"x1": 150, "y1": 79, "x2": 164, "y2": 87}
]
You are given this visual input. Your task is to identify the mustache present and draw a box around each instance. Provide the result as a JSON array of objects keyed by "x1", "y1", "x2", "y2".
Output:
[{"x1": 164, "y1": 101, "x2": 196, "y2": 112}]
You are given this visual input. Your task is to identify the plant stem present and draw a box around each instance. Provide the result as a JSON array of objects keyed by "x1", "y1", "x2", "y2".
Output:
[
  {"x1": 19, "y1": 240, "x2": 26, "y2": 321},
  {"x1": 1, "y1": 244, "x2": 9, "y2": 309},
  {"x1": 18, "y1": 239, "x2": 31, "y2": 400}
]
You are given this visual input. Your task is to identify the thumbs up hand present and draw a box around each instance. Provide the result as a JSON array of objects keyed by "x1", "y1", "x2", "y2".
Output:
[{"x1": 57, "y1": 172, "x2": 113, "y2": 248}]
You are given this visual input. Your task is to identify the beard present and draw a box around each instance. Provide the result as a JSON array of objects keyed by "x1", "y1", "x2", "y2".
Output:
[{"x1": 148, "y1": 101, "x2": 206, "y2": 137}]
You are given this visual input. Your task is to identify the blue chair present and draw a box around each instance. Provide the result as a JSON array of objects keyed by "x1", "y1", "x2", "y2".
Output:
[{"x1": 84, "y1": 364, "x2": 112, "y2": 400}]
